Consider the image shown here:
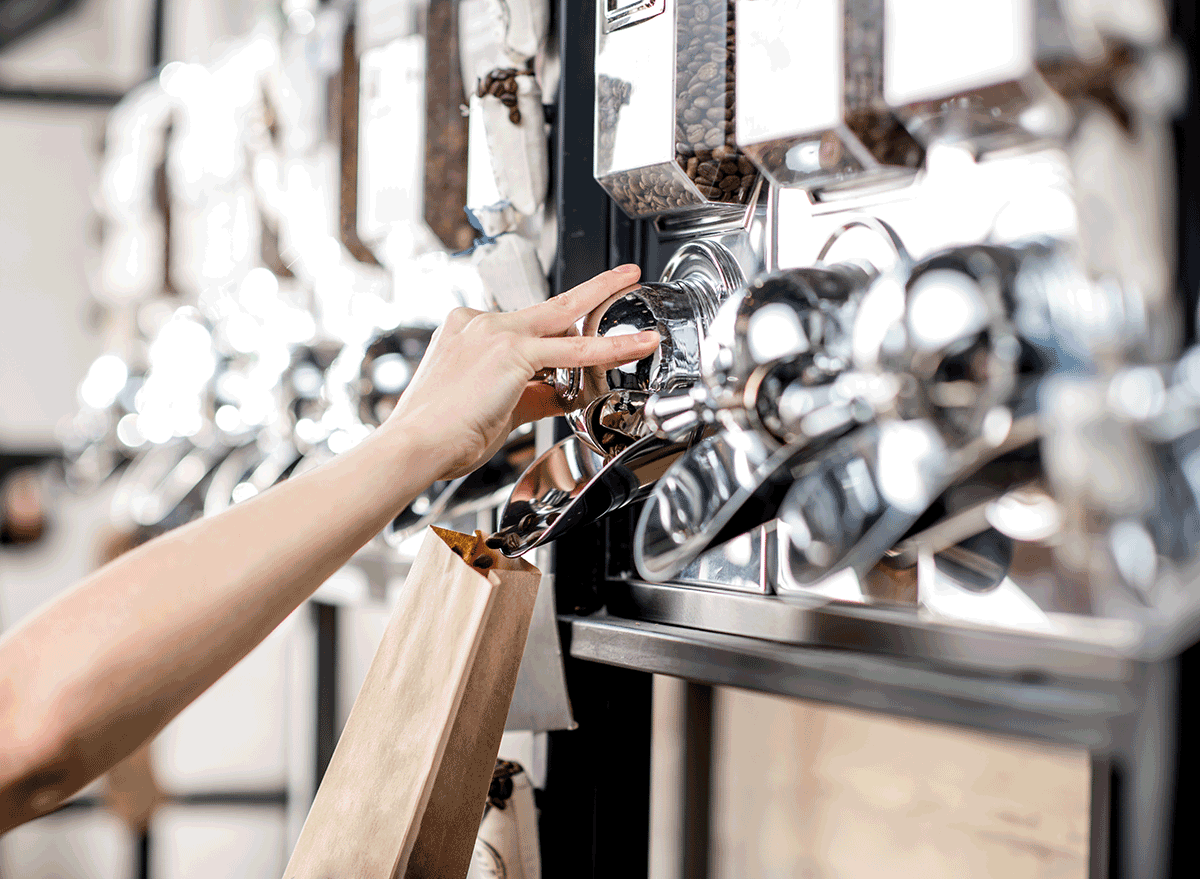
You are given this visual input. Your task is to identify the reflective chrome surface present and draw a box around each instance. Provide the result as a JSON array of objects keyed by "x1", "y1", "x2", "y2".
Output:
[
  {"x1": 595, "y1": 0, "x2": 759, "y2": 221},
  {"x1": 493, "y1": 433, "x2": 689, "y2": 557},
  {"x1": 635, "y1": 430, "x2": 777, "y2": 581},
  {"x1": 558, "y1": 239, "x2": 747, "y2": 457},
  {"x1": 636, "y1": 225, "x2": 897, "y2": 581},
  {"x1": 356, "y1": 325, "x2": 434, "y2": 427}
]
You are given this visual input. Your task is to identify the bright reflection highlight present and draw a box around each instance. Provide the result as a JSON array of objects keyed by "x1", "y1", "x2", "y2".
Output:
[
  {"x1": 80, "y1": 355, "x2": 129, "y2": 410},
  {"x1": 877, "y1": 420, "x2": 945, "y2": 512},
  {"x1": 747, "y1": 303, "x2": 809, "y2": 363},
  {"x1": 907, "y1": 270, "x2": 988, "y2": 351}
]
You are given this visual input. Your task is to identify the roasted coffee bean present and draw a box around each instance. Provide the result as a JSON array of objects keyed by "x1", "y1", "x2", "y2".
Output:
[
  {"x1": 597, "y1": 74, "x2": 632, "y2": 169},
  {"x1": 665, "y1": 0, "x2": 756, "y2": 205},
  {"x1": 500, "y1": 92, "x2": 517, "y2": 107},
  {"x1": 509, "y1": 107, "x2": 522, "y2": 124}
]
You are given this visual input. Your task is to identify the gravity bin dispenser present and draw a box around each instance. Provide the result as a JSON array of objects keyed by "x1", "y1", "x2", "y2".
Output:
[{"x1": 594, "y1": 0, "x2": 760, "y2": 220}]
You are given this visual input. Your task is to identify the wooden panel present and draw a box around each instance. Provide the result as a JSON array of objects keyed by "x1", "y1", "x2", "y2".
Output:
[{"x1": 710, "y1": 687, "x2": 1090, "y2": 879}]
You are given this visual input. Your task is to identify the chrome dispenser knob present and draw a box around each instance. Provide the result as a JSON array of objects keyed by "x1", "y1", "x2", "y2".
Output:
[
  {"x1": 644, "y1": 385, "x2": 715, "y2": 441},
  {"x1": 557, "y1": 240, "x2": 746, "y2": 458}
]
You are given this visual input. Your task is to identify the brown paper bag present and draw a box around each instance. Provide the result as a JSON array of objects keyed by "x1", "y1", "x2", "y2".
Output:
[{"x1": 284, "y1": 527, "x2": 542, "y2": 879}]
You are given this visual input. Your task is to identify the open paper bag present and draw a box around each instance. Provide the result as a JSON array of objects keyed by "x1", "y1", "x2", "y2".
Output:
[{"x1": 284, "y1": 527, "x2": 542, "y2": 879}]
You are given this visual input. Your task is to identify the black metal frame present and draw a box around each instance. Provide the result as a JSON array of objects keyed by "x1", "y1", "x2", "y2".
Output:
[{"x1": 540, "y1": 1, "x2": 1200, "y2": 876}]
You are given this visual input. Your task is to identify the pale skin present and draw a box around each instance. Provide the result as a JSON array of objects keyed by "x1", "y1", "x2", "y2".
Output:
[{"x1": 0, "y1": 264, "x2": 656, "y2": 834}]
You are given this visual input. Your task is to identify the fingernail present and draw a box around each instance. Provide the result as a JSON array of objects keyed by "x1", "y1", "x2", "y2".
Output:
[
  {"x1": 634, "y1": 331, "x2": 660, "y2": 342},
  {"x1": 613, "y1": 263, "x2": 640, "y2": 274}
]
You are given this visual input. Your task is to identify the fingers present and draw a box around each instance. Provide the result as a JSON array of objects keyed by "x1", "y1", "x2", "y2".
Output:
[
  {"x1": 511, "y1": 265, "x2": 642, "y2": 335},
  {"x1": 526, "y1": 330, "x2": 660, "y2": 370}
]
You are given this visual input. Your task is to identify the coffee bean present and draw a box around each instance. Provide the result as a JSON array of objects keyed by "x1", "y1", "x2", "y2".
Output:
[
  {"x1": 500, "y1": 92, "x2": 517, "y2": 107},
  {"x1": 737, "y1": 156, "x2": 754, "y2": 175},
  {"x1": 818, "y1": 132, "x2": 843, "y2": 169},
  {"x1": 510, "y1": 107, "x2": 522, "y2": 124},
  {"x1": 712, "y1": 145, "x2": 734, "y2": 160},
  {"x1": 704, "y1": 127, "x2": 724, "y2": 148},
  {"x1": 719, "y1": 175, "x2": 740, "y2": 191},
  {"x1": 696, "y1": 61, "x2": 719, "y2": 82},
  {"x1": 741, "y1": 173, "x2": 757, "y2": 188},
  {"x1": 686, "y1": 156, "x2": 699, "y2": 176},
  {"x1": 684, "y1": 107, "x2": 701, "y2": 123}
]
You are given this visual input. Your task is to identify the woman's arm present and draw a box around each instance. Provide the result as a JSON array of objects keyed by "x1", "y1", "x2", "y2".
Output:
[{"x1": 0, "y1": 265, "x2": 654, "y2": 832}]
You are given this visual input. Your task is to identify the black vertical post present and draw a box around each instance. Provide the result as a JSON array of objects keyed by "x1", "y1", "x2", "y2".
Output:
[
  {"x1": 552, "y1": 0, "x2": 610, "y2": 296},
  {"x1": 542, "y1": 0, "x2": 655, "y2": 875},
  {"x1": 539, "y1": 656, "x2": 653, "y2": 878},
  {"x1": 135, "y1": 829, "x2": 151, "y2": 879},
  {"x1": 150, "y1": 0, "x2": 166, "y2": 69},
  {"x1": 1173, "y1": 0, "x2": 1199, "y2": 344},
  {"x1": 681, "y1": 683, "x2": 715, "y2": 879},
  {"x1": 1170, "y1": 642, "x2": 1200, "y2": 877},
  {"x1": 312, "y1": 601, "x2": 339, "y2": 794}
]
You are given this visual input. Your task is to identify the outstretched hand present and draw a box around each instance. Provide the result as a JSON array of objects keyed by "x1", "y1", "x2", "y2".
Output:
[{"x1": 387, "y1": 264, "x2": 657, "y2": 480}]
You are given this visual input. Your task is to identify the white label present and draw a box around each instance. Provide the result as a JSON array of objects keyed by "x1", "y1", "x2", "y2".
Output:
[
  {"x1": 359, "y1": 37, "x2": 426, "y2": 238},
  {"x1": 884, "y1": 0, "x2": 1033, "y2": 106},
  {"x1": 737, "y1": 0, "x2": 842, "y2": 145}
]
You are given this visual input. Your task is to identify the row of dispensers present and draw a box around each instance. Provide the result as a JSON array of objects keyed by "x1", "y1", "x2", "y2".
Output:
[
  {"x1": 481, "y1": 0, "x2": 1199, "y2": 653},
  {"x1": 595, "y1": 0, "x2": 1172, "y2": 218}
]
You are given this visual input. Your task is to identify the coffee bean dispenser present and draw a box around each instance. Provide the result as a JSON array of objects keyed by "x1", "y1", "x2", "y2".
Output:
[
  {"x1": 594, "y1": 0, "x2": 759, "y2": 219},
  {"x1": 734, "y1": 0, "x2": 924, "y2": 191},
  {"x1": 879, "y1": 0, "x2": 1161, "y2": 155}
]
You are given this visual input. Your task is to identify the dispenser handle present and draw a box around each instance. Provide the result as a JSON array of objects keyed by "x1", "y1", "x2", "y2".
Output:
[{"x1": 815, "y1": 217, "x2": 910, "y2": 268}]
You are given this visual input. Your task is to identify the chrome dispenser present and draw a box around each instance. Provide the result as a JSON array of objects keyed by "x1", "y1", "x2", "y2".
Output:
[
  {"x1": 634, "y1": 219, "x2": 904, "y2": 581},
  {"x1": 595, "y1": 0, "x2": 760, "y2": 219},
  {"x1": 493, "y1": 237, "x2": 752, "y2": 556}
]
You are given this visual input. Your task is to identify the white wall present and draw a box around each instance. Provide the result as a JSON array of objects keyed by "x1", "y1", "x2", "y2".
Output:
[
  {"x1": 0, "y1": 4, "x2": 301, "y2": 878},
  {"x1": 0, "y1": 102, "x2": 107, "y2": 446}
]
